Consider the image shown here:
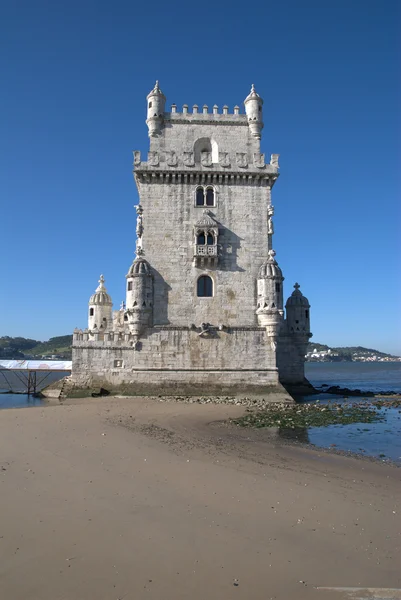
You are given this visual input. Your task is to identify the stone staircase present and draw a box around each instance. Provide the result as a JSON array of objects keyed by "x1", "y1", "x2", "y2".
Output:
[{"x1": 41, "y1": 376, "x2": 75, "y2": 401}]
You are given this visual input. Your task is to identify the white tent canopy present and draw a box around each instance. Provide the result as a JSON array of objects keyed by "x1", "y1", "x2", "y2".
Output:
[{"x1": 0, "y1": 360, "x2": 72, "y2": 371}]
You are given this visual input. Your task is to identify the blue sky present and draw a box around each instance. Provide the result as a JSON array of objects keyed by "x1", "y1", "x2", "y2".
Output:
[{"x1": 1, "y1": 0, "x2": 400, "y2": 353}]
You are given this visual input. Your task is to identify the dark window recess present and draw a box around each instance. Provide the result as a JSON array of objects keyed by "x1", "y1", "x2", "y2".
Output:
[
  {"x1": 305, "y1": 310, "x2": 309, "y2": 319},
  {"x1": 148, "y1": 101, "x2": 152, "y2": 108},
  {"x1": 196, "y1": 187, "x2": 204, "y2": 206},
  {"x1": 275, "y1": 283, "x2": 280, "y2": 292},
  {"x1": 207, "y1": 233, "x2": 214, "y2": 245},
  {"x1": 197, "y1": 275, "x2": 213, "y2": 297},
  {"x1": 206, "y1": 188, "x2": 214, "y2": 206},
  {"x1": 127, "y1": 281, "x2": 133, "y2": 291},
  {"x1": 295, "y1": 320, "x2": 299, "y2": 324},
  {"x1": 89, "y1": 308, "x2": 94, "y2": 316},
  {"x1": 124, "y1": 315, "x2": 128, "y2": 321},
  {"x1": 197, "y1": 232, "x2": 206, "y2": 245}
]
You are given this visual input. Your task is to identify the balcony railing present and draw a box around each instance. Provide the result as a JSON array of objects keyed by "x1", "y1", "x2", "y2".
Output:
[{"x1": 194, "y1": 244, "x2": 218, "y2": 257}]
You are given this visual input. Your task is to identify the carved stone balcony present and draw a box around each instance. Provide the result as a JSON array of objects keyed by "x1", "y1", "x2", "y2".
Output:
[{"x1": 193, "y1": 244, "x2": 218, "y2": 267}]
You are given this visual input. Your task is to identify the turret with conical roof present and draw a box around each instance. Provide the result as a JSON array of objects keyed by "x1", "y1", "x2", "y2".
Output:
[
  {"x1": 146, "y1": 80, "x2": 166, "y2": 137},
  {"x1": 125, "y1": 255, "x2": 154, "y2": 338},
  {"x1": 256, "y1": 250, "x2": 284, "y2": 344},
  {"x1": 285, "y1": 283, "x2": 311, "y2": 336},
  {"x1": 244, "y1": 84, "x2": 264, "y2": 140},
  {"x1": 88, "y1": 275, "x2": 113, "y2": 331}
]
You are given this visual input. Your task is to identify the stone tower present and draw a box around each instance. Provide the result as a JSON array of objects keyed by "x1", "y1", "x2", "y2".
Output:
[
  {"x1": 72, "y1": 83, "x2": 312, "y2": 397},
  {"x1": 88, "y1": 275, "x2": 113, "y2": 332}
]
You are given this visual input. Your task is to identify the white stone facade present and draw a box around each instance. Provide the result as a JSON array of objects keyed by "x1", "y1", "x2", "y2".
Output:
[{"x1": 72, "y1": 83, "x2": 312, "y2": 396}]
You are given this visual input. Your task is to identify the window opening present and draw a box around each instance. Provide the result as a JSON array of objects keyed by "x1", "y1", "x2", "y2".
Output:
[
  {"x1": 195, "y1": 186, "x2": 215, "y2": 207},
  {"x1": 89, "y1": 308, "x2": 94, "y2": 316},
  {"x1": 127, "y1": 281, "x2": 133, "y2": 291},
  {"x1": 275, "y1": 283, "x2": 281, "y2": 292},
  {"x1": 197, "y1": 232, "x2": 206, "y2": 245},
  {"x1": 206, "y1": 232, "x2": 214, "y2": 245},
  {"x1": 305, "y1": 310, "x2": 309, "y2": 319},
  {"x1": 197, "y1": 275, "x2": 213, "y2": 297},
  {"x1": 206, "y1": 188, "x2": 214, "y2": 206},
  {"x1": 148, "y1": 101, "x2": 152, "y2": 108},
  {"x1": 196, "y1": 187, "x2": 204, "y2": 206}
]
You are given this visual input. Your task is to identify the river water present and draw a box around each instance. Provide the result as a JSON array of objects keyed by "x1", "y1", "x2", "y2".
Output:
[
  {"x1": 302, "y1": 362, "x2": 401, "y2": 463},
  {"x1": 1, "y1": 363, "x2": 400, "y2": 462}
]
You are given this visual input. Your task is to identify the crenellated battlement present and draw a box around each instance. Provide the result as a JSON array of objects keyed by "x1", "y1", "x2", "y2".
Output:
[
  {"x1": 145, "y1": 82, "x2": 264, "y2": 139},
  {"x1": 166, "y1": 104, "x2": 246, "y2": 120},
  {"x1": 133, "y1": 150, "x2": 280, "y2": 176}
]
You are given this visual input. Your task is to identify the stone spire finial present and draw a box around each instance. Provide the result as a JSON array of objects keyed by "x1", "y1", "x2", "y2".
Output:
[
  {"x1": 96, "y1": 275, "x2": 106, "y2": 291},
  {"x1": 268, "y1": 249, "x2": 276, "y2": 260},
  {"x1": 294, "y1": 282, "x2": 300, "y2": 290}
]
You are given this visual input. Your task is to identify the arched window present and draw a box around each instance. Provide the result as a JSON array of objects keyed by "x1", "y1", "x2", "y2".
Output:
[
  {"x1": 206, "y1": 232, "x2": 214, "y2": 245},
  {"x1": 206, "y1": 187, "x2": 214, "y2": 206},
  {"x1": 89, "y1": 308, "x2": 94, "y2": 316},
  {"x1": 197, "y1": 275, "x2": 213, "y2": 297},
  {"x1": 195, "y1": 186, "x2": 215, "y2": 207},
  {"x1": 196, "y1": 187, "x2": 204, "y2": 206},
  {"x1": 197, "y1": 232, "x2": 206, "y2": 245}
]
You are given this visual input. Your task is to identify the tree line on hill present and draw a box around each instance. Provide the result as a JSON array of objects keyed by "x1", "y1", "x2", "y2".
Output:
[
  {"x1": 0, "y1": 336, "x2": 73, "y2": 360},
  {"x1": 0, "y1": 336, "x2": 397, "y2": 362}
]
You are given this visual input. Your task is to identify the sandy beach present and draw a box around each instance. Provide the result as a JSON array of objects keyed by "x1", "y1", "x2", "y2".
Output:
[{"x1": 0, "y1": 396, "x2": 399, "y2": 600}]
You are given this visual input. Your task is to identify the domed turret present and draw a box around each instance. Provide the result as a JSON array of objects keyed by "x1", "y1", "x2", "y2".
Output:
[
  {"x1": 244, "y1": 84, "x2": 264, "y2": 140},
  {"x1": 285, "y1": 283, "x2": 311, "y2": 335},
  {"x1": 125, "y1": 257, "x2": 154, "y2": 337},
  {"x1": 256, "y1": 250, "x2": 284, "y2": 342},
  {"x1": 88, "y1": 275, "x2": 113, "y2": 331},
  {"x1": 146, "y1": 81, "x2": 166, "y2": 137}
]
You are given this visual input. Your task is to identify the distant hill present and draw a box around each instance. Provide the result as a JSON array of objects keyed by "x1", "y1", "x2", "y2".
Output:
[
  {"x1": 1, "y1": 336, "x2": 398, "y2": 362},
  {"x1": 307, "y1": 342, "x2": 399, "y2": 362},
  {"x1": 0, "y1": 336, "x2": 73, "y2": 360}
]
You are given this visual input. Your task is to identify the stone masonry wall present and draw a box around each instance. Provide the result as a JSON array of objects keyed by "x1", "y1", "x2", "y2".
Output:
[
  {"x1": 72, "y1": 327, "x2": 281, "y2": 395},
  {"x1": 136, "y1": 120, "x2": 275, "y2": 328}
]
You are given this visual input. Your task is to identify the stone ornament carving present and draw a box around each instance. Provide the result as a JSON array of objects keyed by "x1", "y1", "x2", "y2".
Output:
[
  {"x1": 148, "y1": 151, "x2": 159, "y2": 166},
  {"x1": 270, "y1": 153, "x2": 280, "y2": 168},
  {"x1": 136, "y1": 204, "x2": 144, "y2": 238},
  {"x1": 236, "y1": 152, "x2": 248, "y2": 168},
  {"x1": 219, "y1": 152, "x2": 230, "y2": 167},
  {"x1": 133, "y1": 151, "x2": 141, "y2": 166},
  {"x1": 267, "y1": 205, "x2": 274, "y2": 235},
  {"x1": 253, "y1": 153, "x2": 265, "y2": 168},
  {"x1": 183, "y1": 151, "x2": 195, "y2": 167},
  {"x1": 201, "y1": 151, "x2": 212, "y2": 167},
  {"x1": 166, "y1": 151, "x2": 177, "y2": 166},
  {"x1": 135, "y1": 204, "x2": 144, "y2": 256}
]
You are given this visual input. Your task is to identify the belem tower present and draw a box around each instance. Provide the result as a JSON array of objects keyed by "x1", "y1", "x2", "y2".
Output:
[{"x1": 71, "y1": 82, "x2": 313, "y2": 397}]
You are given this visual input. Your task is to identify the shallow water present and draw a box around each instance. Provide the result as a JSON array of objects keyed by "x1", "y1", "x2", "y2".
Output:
[
  {"x1": 305, "y1": 361, "x2": 401, "y2": 393},
  {"x1": 1, "y1": 363, "x2": 400, "y2": 462},
  {"x1": 300, "y1": 363, "x2": 401, "y2": 462},
  {"x1": 0, "y1": 370, "x2": 66, "y2": 409}
]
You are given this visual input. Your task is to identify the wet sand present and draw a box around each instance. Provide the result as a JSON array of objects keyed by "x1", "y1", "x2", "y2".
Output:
[{"x1": 0, "y1": 396, "x2": 399, "y2": 600}]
